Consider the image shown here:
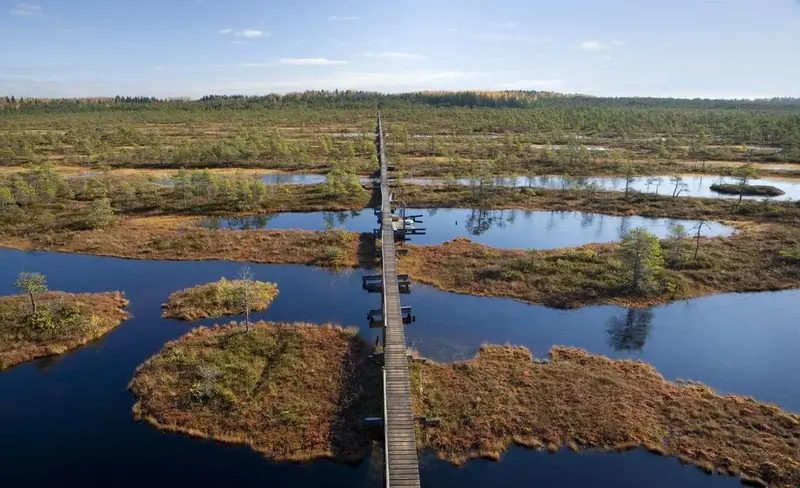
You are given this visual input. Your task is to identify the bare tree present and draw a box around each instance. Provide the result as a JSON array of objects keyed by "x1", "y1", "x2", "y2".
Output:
[
  {"x1": 223, "y1": 266, "x2": 257, "y2": 332},
  {"x1": 670, "y1": 175, "x2": 689, "y2": 198},
  {"x1": 691, "y1": 221, "x2": 711, "y2": 261},
  {"x1": 621, "y1": 163, "x2": 636, "y2": 200}
]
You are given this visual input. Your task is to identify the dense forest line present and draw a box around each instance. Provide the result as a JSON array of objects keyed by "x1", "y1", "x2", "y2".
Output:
[{"x1": 2, "y1": 90, "x2": 800, "y2": 114}]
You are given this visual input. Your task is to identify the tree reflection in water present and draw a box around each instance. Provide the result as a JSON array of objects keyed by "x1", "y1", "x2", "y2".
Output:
[
  {"x1": 606, "y1": 308, "x2": 654, "y2": 352},
  {"x1": 464, "y1": 209, "x2": 497, "y2": 236},
  {"x1": 201, "y1": 214, "x2": 277, "y2": 230}
]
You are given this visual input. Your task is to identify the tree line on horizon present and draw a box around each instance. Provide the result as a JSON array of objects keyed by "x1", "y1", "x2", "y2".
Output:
[{"x1": 2, "y1": 90, "x2": 800, "y2": 114}]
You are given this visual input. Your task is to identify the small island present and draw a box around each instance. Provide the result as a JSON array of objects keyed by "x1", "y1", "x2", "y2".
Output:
[
  {"x1": 0, "y1": 272, "x2": 130, "y2": 370},
  {"x1": 130, "y1": 322, "x2": 380, "y2": 461},
  {"x1": 130, "y1": 322, "x2": 800, "y2": 487},
  {"x1": 710, "y1": 183, "x2": 785, "y2": 197},
  {"x1": 162, "y1": 274, "x2": 279, "y2": 321}
]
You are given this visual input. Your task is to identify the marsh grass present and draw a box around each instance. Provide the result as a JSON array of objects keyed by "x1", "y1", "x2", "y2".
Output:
[
  {"x1": 129, "y1": 322, "x2": 382, "y2": 462},
  {"x1": 0, "y1": 291, "x2": 130, "y2": 370},
  {"x1": 410, "y1": 345, "x2": 800, "y2": 487},
  {"x1": 162, "y1": 279, "x2": 279, "y2": 321},
  {"x1": 130, "y1": 324, "x2": 800, "y2": 486}
]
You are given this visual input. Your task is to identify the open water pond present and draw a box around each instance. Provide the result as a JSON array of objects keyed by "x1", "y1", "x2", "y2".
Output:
[
  {"x1": 199, "y1": 209, "x2": 734, "y2": 249},
  {"x1": 406, "y1": 174, "x2": 800, "y2": 200},
  {"x1": 1, "y1": 248, "x2": 796, "y2": 487}
]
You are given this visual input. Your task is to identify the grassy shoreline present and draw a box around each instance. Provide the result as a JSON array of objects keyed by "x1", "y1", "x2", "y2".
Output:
[
  {"x1": 162, "y1": 279, "x2": 279, "y2": 321},
  {"x1": 0, "y1": 291, "x2": 130, "y2": 370},
  {"x1": 1, "y1": 221, "x2": 797, "y2": 309},
  {"x1": 130, "y1": 323, "x2": 800, "y2": 487}
]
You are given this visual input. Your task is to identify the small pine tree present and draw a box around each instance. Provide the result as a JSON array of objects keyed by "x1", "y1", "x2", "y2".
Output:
[
  {"x1": 85, "y1": 198, "x2": 115, "y2": 229},
  {"x1": 14, "y1": 271, "x2": 48, "y2": 312},
  {"x1": 618, "y1": 227, "x2": 664, "y2": 293}
]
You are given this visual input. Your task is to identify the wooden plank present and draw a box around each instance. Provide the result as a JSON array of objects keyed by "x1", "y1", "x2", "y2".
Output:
[{"x1": 375, "y1": 112, "x2": 421, "y2": 488}]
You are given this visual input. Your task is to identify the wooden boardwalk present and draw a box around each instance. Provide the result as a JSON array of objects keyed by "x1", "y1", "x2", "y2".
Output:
[{"x1": 376, "y1": 112, "x2": 422, "y2": 488}]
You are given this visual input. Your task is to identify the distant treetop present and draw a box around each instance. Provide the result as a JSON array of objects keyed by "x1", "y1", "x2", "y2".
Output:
[{"x1": 2, "y1": 90, "x2": 800, "y2": 114}]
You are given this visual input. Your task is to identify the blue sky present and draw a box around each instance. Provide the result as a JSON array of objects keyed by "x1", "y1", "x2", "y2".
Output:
[{"x1": 1, "y1": 0, "x2": 799, "y2": 98}]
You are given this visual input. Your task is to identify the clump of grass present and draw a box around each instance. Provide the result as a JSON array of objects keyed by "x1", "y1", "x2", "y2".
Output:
[
  {"x1": 410, "y1": 345, "x2": 800, "y2": 487},
  {"x1": 129, "y1": 321, "x2": 382, "y2": 462},
  {"x1": 162, "y1": 278, "x2": 279, "y2": 321},
  {"x1": 0, "y1": 291, "x2": 130, "y2": 370}
]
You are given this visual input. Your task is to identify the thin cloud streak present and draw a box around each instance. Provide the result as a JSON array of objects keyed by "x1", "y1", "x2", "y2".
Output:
[
  {"x1": 479, "y1": 33, "x2": 548, "y2": 43},
  {"x1": 364, "y1": 51, "x2": 428, "y2": 60},
  {"x1": 219, "y1": 29, "x2": 270, "y2": 38},
  {"x1": 9, "y1": 3, "x2": 42, "y2": 16},
  {"x1": 279, "y1": 58, "x2": 348, "y2": 66},
  {"x1": 579, "y1": 40, "x2": 625, "y2": 51}
]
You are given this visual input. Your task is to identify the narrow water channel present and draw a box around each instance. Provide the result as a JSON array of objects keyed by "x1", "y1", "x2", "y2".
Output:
[
  {"x1": 248, "y1": 172, "x2": 800, "y2": 200},
  {"x1": 199, "y1": 209, "x2": 734, "y2": 249},
  {"x1": 404, "y1": 174, "x2": 800, "y2": 200},
  {"x1": 1, "y1": 249, "x2": 795, "y2": 487}
]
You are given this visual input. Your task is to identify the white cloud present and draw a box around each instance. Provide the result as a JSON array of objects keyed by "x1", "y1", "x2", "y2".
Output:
[
  {"x1": 488, "y1": 21, "x2": 517, "y2": 29},
  {"x1": 364, "y1": 51, "x2": 427, "y2": 60},
  {"x1": 446, "y1": 27, "x2": 458, "y2": 33},
  {"x1": 238, "y1": 29, "x2": 268, "y2": 38},
  {"x1": 579, "y1": 40, "x2": 606, "y2": 51},
  {"x1": 329, "y1": 15, "x2": 357, "y2": 21},
  {"x1": 219, "y1": 29, "x2": 270, "y2": 38},
  {"x1": 579, "y1": 40, "x2": 625, "y2": 51},
  {"x1": 10, "y1": 3, "x2": 42, "y2": 16},
  {"x1": 279, "y1": 58, "x2": 348, "y2": 66},
  {"x1": 479, "y1": 33, "x2": 547, "y2": 43}
]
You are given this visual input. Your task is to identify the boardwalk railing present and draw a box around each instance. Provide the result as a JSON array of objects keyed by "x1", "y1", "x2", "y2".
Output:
[{"x1": 376, "y1": 112, "x2": 422, "y2": 488}]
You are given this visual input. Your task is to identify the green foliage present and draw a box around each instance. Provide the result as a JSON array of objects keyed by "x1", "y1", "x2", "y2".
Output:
[
  {"x1": 779, "y1": 246, "x2": 800, "y2": 263},
  {"x1": 83, "y1": 198, "x2": 115, "y2": 229},
  {"x1": 324, "y1": 168, "x2": 364, "y2": 200},
  {"x1": 0, "y1": 186, "x2": 13, "y2": 210},
  {"x1": 14, "y1": 271, "x2": 48, "y2": 312},
  {"x1": 663, "y1": 224, "x2": 690, "y2": 268},
  {"x1": 618, "y1": 227, "x2": 665, "y2": 293},
  {"x1": 25, "y1": 308, "x2": 58, "y2": 332}
]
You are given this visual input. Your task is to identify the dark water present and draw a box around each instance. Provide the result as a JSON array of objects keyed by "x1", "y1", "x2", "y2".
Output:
[
  {"x1": 199, "y1": 209, "x2": 734, "y2": 249},
  {"x1": 405, "y1": 174, "x2": 800, "y2": 201},
  {"x1": 2, "y1": 249, "x2": 795, "y2": 487}
]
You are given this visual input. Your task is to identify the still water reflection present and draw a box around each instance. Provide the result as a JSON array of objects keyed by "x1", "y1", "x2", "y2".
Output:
[{"x1": 200, "y1": 209, "x2": 733, "y2": 249}]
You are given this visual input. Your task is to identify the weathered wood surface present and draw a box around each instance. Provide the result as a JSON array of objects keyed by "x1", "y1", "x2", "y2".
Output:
[{"x1": 377, "y1": 112, "x2": 421, "y2": 488}]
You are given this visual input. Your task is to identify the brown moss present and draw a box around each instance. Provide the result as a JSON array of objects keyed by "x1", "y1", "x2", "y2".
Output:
[
  {"x1": 0, "y1": 219, "x2": 365, "y2": 269},
  {"x1": 130, "y1": 325, "x2": 800, "y2": 486},
  {"x1": 162, "y1": 279, "x2": 279, "y2": 321},
  {"x1": 410, "y1": 345, "x2": 800, "y2": 487},
  {"x1": 399, "y1": 224, "x2": 800, "y2": 308},
  {"x1": 1, "y1": 219, "x2": 798, "y2": 309},
  {"x1": 0, "y1": 291, "x2": 130, "y2": 370},
  {"x1": 129, "y1": 322, "x2": 382, "y2": 462}
]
